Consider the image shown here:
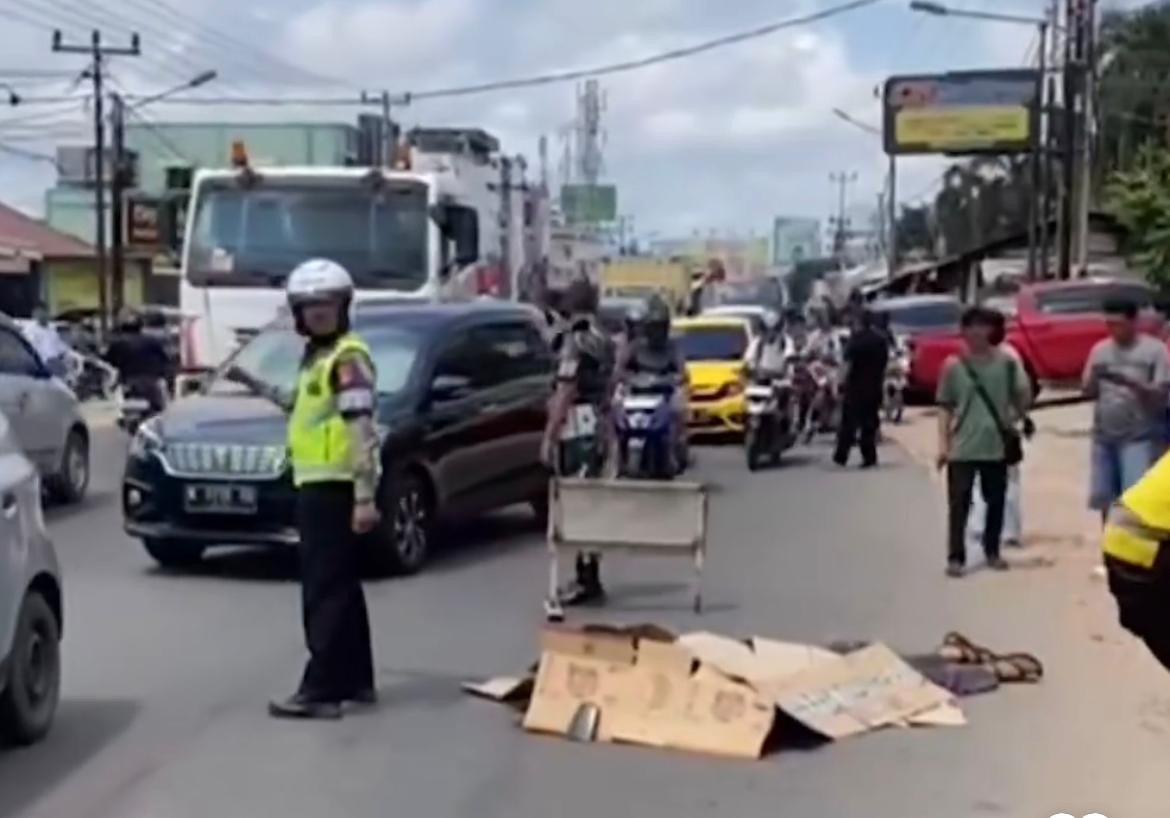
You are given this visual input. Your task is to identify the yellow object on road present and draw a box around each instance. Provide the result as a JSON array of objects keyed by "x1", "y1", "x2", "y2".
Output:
[{"x1": 673, "y1": 316, "x2": 752, "y2": 436}]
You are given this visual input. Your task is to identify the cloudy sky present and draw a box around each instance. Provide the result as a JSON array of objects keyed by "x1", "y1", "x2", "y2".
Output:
[{"x1": 0, "y1": 0, "x2": 1122, "y2": 237}]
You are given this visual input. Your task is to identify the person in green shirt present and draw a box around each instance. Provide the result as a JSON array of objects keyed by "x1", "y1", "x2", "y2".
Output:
[{"x1": 936, "y1": 306, "x2": 1031, "y2": 577}]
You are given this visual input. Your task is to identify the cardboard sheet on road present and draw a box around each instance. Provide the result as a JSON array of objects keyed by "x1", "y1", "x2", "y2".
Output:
[{"x1": 467, "y1": 623, "x2": 964, "y2": 760}]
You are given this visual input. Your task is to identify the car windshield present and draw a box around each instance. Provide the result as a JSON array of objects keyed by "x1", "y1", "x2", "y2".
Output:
[
  {"x1": 208, "y1": 322, "x2": 422, "y2": 398},
  {"x1": 881, "y1": 301, "x2": 960, "y2": 333},
  {"x1": 677, "y1": 325, "x2": 747, "y2": 361},
  {"x1": 186, "y1": 180, "x2": 429, "y2": 291}
]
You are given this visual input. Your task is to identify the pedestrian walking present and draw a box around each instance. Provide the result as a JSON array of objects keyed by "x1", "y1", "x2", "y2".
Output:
[
  {"x1": 1083, "y1": 299, "x2": 1170, "y2": 523},
  {"x1": 541, "y1": 279, "x2": 616, "y2": 616},
  {"x1": 936, "y1": 306, "x2": 1031, "y2": 577},
  {"x1": 833, "y1": 309, "x2": 888, "y2": 468},
  {"x1": 965, "y1": 315, "x2": 1032, "y2": 553},
  {"x1": 269, "y1": 259, "x2": 380, "y2": 720}
]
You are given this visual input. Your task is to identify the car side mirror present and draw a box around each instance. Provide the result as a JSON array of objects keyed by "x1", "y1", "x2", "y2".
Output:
[{"x1": 430, "y1": 374, "x2": 472, "y2": 403}]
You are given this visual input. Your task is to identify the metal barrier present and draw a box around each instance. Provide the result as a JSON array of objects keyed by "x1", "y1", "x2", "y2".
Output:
[{"x1": 547, "y1": 477, "x2": 709, "y2": 614}]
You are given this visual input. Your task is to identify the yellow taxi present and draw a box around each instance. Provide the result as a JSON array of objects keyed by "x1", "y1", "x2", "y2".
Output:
[{"x1": 673, "y1": 315, "x2": 753, "y2": 436}]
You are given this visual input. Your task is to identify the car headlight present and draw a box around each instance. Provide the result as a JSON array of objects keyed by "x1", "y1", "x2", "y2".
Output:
[{"x1": 129, "y1": 417, "x2": 163, "y2": 459}]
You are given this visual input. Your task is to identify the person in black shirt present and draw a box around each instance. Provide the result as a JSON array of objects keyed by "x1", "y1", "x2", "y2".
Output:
[
  {"x1": 104, "y1": 311, "x2": 171, "y2": 412},
  {"x1": 833, "y1": 309, "x2": 889, "y2": 468}
]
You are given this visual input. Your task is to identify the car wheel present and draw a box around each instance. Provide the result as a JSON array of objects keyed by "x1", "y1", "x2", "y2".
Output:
[
  {"x1": 0, "y1": 592, "x2": 61, "y2": 745},
  {"x1": 143, "y1": 538, "x2": 205, "y2": 569},
  {"x1": 372, "y1": 473, "x2": 433, "y2": 576},
  {"x1": 48, "y1": 428, "x2": 88, "y2": 504}
]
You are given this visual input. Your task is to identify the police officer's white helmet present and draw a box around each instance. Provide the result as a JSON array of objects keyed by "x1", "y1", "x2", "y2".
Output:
[{"x1": 286, "y1": 258, "x2": 354, "y2": 307}]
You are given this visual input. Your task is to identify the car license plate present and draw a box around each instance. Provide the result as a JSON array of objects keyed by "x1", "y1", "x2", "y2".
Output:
[{"x1": 183, "y1": 483, "x2": 258, "y2": 515}]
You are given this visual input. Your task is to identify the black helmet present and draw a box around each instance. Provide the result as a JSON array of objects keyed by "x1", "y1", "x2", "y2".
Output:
[
  {"x1": 644, "y1": 294, "x2": 670, "y2": 346},
  {"x1": 563, "y1": 279, "x2": 599, "y2": 316}
]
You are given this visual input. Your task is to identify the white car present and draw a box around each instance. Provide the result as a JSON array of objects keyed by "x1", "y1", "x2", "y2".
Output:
[
  {"x1": 0, "y1": 409, "x2": 62, "y2": 744},
  {"x1": 5, "y1": 316, "x2": 90, "y2": 503}
]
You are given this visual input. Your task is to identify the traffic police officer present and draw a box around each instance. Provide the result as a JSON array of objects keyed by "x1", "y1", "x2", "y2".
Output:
[
  {"x1": 270, "y1": 259, "x2": 382, "y2": 720},
  {"x1": 1102, "y1": 448, "x2": 1170, "y2": 674}
]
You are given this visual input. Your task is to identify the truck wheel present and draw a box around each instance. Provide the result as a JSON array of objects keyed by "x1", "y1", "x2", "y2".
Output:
[
  {"x1": 0, "y1": 592, "x2": 61, "y2": 745},
  {"x1": 143, "y1": 538, "x2": 205, "y2": 569}
]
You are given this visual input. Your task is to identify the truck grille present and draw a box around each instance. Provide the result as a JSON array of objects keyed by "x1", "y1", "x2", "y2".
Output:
[{"x1": 160, "y1": 442, "x2": 287, "y2": 479}]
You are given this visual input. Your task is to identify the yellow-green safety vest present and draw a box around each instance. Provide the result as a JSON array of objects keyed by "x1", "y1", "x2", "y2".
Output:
[
  {"x1": 288, "y1": 332, "x2": 373, "y2": 487},
  {"x1": 1103, "y1": 449, "x2": 1170, "y2": 569}
]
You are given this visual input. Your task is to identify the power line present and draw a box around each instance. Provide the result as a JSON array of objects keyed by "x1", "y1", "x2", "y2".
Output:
[
  {"x1": 409, "y1": 0, "x2": 882, "y2": 100},
  {"x1": 0, "y1": 140, "x2": 61, "y2": 169},
  {"x1": 106, "y1": 0, "x2": 345, "y2": 87},
  {"x1": 123, "y1": 105, "x2": 191, "y2": 162},
  {"x1": 130, "y1": 0, "x2": 882, "y2": 107}
]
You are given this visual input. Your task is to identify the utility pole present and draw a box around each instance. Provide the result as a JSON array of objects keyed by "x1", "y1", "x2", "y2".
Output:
[
  {"x1": 830, "y1": 171, "x2": 857, "y2": 259},
  {"x1": 109, "y1": 92, "x2": 127, "y2": 316},
  {"x1": 1075, "y1": 0, "x2": 1097, "y2": 272},
  {"x1": 360, "y1": 90, "x2": 411, "y2": 165},
  {"x1": 1027, "y1": 18, "x2": 1049, "y2": 281},
  {"x1": 887, "y1": 156, "x2": 897, "y2": 278},
  {"x1": 1039, "y1": 0, "x2": 1059, "y2": 278},
  {"x1": 53, "y1": 30, "x2": 139, "y2": 334},
  {"x1": 1058, "y1": 0, "x2": 1085, "y2": 279}
]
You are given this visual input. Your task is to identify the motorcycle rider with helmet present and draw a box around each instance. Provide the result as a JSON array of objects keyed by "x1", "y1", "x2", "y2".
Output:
[
  {"x1": 541, "y1": 279, "x2": 616, "y2": 611},
  {"x1": 105, "y1": 309, "x2": 171, "y2": 414},
  {"x1": 615, "y1": 293, "x2": 689, "y2": 471},
  {"x1": 745, "y1": 309, "x2": 787, "y2": 378}
]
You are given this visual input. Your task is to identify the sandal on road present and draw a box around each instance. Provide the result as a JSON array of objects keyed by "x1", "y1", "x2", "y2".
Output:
[
  {"x1": 938, "y1": 631, "x2": 996, "y2": 664},
  {"x1": 989, "y1": 652, "x2": 1044, "y2": 683}
]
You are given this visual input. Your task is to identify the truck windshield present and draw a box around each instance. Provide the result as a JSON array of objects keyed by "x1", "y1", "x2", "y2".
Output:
[{"x1": 186, "y1": 180, "x2": 429, "y2": 291}]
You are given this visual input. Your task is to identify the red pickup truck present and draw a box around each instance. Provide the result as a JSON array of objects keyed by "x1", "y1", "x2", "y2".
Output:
[{"x1": 906, "y1": 279, "x2": 1165, "y2": 398}]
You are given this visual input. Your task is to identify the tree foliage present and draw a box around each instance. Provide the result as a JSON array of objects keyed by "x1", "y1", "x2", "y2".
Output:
[
  {"x1": 933, "y1": 156, "x2": 1031, "y2": 257},
  {"x1": 1107, "y1": 146, "x2": 1170, "y2": 288}
]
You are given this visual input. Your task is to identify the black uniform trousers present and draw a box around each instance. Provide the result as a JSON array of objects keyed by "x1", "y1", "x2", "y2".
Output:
[
  {"x1": 1107, "y1": 553, "x2": 1170, "y2": 674},
  {"x1": 296, "y1": 481, "x2": 375, "y2": 702},
  {"x1": 833, "y1": 393, "x2": 880, "y2": 467}
]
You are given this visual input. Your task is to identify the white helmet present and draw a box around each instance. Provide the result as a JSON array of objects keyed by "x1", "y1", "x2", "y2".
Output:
[{"x1": 286, "y1": 259, "x2": 354, "y2": 307}]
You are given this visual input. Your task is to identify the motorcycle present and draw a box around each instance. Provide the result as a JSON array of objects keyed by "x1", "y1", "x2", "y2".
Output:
[
  {"x1": 116, "y1": 377, "x2": 168, "y2": 436},
  {"x1": 62, "y1": 349, "x2": 118, "y2": 402},
  {"x1": 744, "y1": 372, "x2": 798, "y2": 471},
  {"x1": 884, "y1": 339, "x2": 910, "y2": 424},
  {"x1": 806, "y1": 357, "x2": 840, "y2": 439},
  {"x1": 615, "y1": 373, "x2": 679, "y2": 479}
]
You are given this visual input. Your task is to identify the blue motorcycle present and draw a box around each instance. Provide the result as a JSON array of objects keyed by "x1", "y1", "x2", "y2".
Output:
[{"x1": 615, "y1": 373, "x2": 679, "y2": 480}]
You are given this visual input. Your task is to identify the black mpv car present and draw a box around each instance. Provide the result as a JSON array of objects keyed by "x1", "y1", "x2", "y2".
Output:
[{"x1": 123, "y1": 300, "x2": 554, "y2": 574}]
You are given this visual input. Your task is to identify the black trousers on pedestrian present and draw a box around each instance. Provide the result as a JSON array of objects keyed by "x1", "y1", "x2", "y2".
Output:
[
  {"x1": 947, "y1": 461, "x2": 1008, "y2": 565},
  {"x1": 296, "y1": 481, "x2": 375, "y2": 702},
  {"x1": 1107, "y1": 555, "x2": 1170, "y2": 674},
  {"x1": 833, "y1": 396, "x2": 879, "y2": 467}
]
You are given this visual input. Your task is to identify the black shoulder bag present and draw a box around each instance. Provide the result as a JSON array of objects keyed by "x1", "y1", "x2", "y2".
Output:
[{"x1": 959, "y1": 357, "x2": 1024, "y2": 466}]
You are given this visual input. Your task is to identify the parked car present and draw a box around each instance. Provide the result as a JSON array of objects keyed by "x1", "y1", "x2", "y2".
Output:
[
  {"x1": 0, "y1": 410, "x2": 63, "y2": 745},
  {"x1": 0, "y1": 316, "x2": 90, "y2": 503},
  {"x1": 700, "y1": 304, "x2": 773, "y2": 335},
  {"x1": 907, "y1": 279, "x2": 1163, "y2": 398},
  {"x1": 673, "y1": 315, "x2": 753, "y2": 436},
  {"x1": 122, "y1": 300, "x2": 554, "y2": 574},
  {"x1": 868, "y1": 294, "x2": 962, "y2": 337}
]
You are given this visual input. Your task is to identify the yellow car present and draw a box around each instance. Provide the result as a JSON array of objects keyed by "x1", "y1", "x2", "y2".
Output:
[{"x1": 673, "y1": 315, "x2": 753, "y2": 436}]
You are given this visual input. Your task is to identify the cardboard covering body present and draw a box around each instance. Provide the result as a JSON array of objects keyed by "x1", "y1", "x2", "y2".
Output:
[{"x1": 506, "y1": 624, "x2": 963, "y2": 759}]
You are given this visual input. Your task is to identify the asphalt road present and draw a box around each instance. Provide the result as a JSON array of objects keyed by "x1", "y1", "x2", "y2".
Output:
[{"x1": 1, "y1": 427, "x2": 1167, "y2": 818}]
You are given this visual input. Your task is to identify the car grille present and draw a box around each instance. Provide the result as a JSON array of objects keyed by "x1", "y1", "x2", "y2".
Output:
[{"x1": 160, "y1": 442, "x2": 287, "y2": 479}]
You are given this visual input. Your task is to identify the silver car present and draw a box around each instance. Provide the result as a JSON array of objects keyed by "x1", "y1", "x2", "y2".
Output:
[
  {"x1": 0, "y1": 409, "x2": 62, "y2": 744},
  {"x1": 2, "y1": 315, "x2": 90, "y2": 503}
]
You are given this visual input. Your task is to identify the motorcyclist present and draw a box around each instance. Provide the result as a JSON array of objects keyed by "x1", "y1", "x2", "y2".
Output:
[
  {"x1": 745, "y1": 309, "x2": 787, "y2": 379},
  {"x1": 616, "y1": 293, "x2": 689, "y2": 469},
  {"x1": 104, "y1": 309, "x2": 171, "y2": 413}
]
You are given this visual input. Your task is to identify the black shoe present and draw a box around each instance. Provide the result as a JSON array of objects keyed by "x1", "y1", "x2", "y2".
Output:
[
  {"x1": 347, "y1": 688, "x2": 378, "y2": 706},
  {"x1": 946, "y1": 562, "x2": 965, "y2": 578},
  {"x1": 987, "y1": 557, "x2": 1010, "y2": 572},
  {"x1": 268, "y1": 694, "x2": 342, "y2": 720},
  {"x1": 560, "y1": 579, "x2": 607, "y2": 607},
  {"x1": 860, "y1": 460, "x2": 878, "y2": 469},
  {"x1": 832, "y1": 456, "x2": 848, "y2": 468}
]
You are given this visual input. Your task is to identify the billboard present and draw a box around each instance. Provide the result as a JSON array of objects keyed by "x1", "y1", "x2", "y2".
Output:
[
  {"x1": 561, "y1": 184, "x2": 617, "y2": 224},
  {"x1": 772, "y1": 217, "x2": 821, "y2": 266},
  {"x1": 883, "y1": 70, "x2": 1039, "y2": 156}
]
